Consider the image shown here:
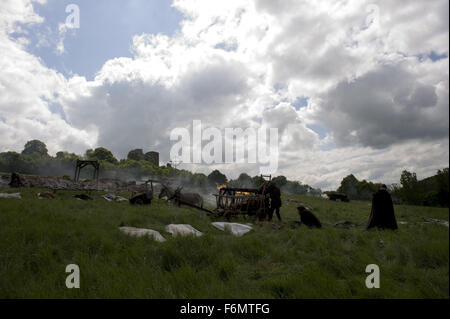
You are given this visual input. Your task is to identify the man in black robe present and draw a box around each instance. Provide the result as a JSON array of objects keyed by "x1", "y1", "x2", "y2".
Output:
[
  {"x1": 268, "y1": 184, "x2": 282, "y2": 221},
  {"x1": 367, "y1": 184, "x2": 398, "y2": 230}
]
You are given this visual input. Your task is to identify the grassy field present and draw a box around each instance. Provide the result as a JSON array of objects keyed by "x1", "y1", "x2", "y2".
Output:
[{"x1": 0, "y1": 186, "x2": 448, "y2": 298}]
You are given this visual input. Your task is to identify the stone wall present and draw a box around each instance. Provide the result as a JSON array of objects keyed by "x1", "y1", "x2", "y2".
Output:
[{"x1": 0, "y1": 173, "x2": 148, "y2": 193}]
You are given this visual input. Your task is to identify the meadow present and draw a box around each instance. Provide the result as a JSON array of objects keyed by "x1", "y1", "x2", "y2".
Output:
[{"x1": 0, "y1": 186, "x2": 448, "y2": 298}]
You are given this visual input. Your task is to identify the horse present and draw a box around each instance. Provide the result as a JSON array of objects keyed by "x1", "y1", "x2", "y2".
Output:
[{"x1": 159, "y1": 184, "x2": 204, "y2": 208}]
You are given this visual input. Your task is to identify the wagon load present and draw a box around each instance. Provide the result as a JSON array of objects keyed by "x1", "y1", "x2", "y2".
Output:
[{"x1": 212, "y1": 186, "x2": 269, "y2": 220}]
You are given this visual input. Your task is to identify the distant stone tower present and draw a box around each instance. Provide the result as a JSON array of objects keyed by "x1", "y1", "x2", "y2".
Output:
[{"x1": 144, "y1": 151, "x2": 159, "y2": 167}]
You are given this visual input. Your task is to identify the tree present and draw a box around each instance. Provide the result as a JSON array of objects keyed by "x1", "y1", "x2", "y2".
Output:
[
  {"x1": 0, "y1": 151, "x2": 21, "y2": 172},
  {"x1": 86, "y1": 147, "x2": 118, "y2": 164},
  {"x1": 144, "y1": 151, "x2": 159, "y2": 166},
  {"x1": 85, "y1": 149, "x2": 94, "y2": 160},
  {"x1": 436, "y1": 168, "x2": 449, "y2": 207},
  {"x1": 56, "y1": 151, "x2": 65, "y2": 159},
  {"x1": 356, "y1": 179, "x2": 379, "y2": 200},
  {"x1": 251, "y1": 175, "x2": 266, "y2": 188},
  {"x1": 283, "y1": 180, "x2": 308, "y2": 195},
  {"x1": 337, "y1": 174, "x2": 359, "y2": 199},
  {"x1": 236, "y1": 173, "x2": 254, "y2": 187},
  {"x1": 272, "y1": 175, "x2": 287, "y2": 188},
  {"x1": 56, "y1": 151, "x2": 81, "y2": 161},
  {"x1": 127, "y1": 149, "x2": 144, "y2": 161},
  {"x1": 400, "y1": 170, "x2": 420, "y2": 205},
  {"x1": 207, "y1": 169, "x2": 227, "y2": 185},
  {"x1": 192, "y1": 173, "x2": 208, "y2": 187},
  {"x1": 22, "y1": 140, "x2": 48, "y2": 156},
  {"x1": 400, "y1": 170, "x2": 418, "y2": 189}
]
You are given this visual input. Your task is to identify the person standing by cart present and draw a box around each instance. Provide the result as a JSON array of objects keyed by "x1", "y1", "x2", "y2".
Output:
[{"x1": 268, "y1": 182, "x2": 282, "y2": 222}]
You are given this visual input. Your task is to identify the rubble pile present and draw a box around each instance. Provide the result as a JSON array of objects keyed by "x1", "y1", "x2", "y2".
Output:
[{"x1": 0, "y1": 173, "x2": 147, "y2": 193}]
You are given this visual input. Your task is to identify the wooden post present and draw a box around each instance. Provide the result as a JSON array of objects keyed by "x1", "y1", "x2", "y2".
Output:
[{"x1": 74, "y1": 160, "x2": 100, "y2": 182}]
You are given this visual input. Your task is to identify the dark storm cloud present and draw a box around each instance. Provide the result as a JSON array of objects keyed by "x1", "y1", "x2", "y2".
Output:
[{"x1": 314, "y1": 64, "x2": 449, "y2": 149}]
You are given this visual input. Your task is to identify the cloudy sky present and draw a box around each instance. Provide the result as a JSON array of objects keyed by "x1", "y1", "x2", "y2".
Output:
[{"x1": 0, "y1": 0, "x2": 448, "y2": 190}]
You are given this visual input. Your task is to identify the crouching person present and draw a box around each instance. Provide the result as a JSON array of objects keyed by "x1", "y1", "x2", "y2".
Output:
[{"x1": 296, "y1": 205, "x2": 322, "y2": 229}]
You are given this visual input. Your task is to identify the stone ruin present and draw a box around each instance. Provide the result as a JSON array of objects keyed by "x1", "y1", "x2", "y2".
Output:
[{"x1": 0, "y1": 173, "x2": 148, "y2": 193}]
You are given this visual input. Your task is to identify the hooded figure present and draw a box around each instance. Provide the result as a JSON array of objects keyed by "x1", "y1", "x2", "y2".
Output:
[{"x1": 367, "y1": 185, "x2": 398, "y2": 230}]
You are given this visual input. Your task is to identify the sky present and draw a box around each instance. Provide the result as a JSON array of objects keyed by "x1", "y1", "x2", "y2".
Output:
[{"x1": 0, "y1": 0, "x2": 448, "y2": 190}]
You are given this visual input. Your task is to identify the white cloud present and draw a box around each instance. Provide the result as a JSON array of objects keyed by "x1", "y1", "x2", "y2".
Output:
[
  {"x1": 311, "y1": 61, "x2": 449, "y2": 148},
  {"x1": 0, "y1": 0, "x2": 94, "y2": 155},
  {"x1": 0, "y1": 0, "x2": 46, "y2": 33},
  {"x1": 56, "y1": 23, "x2": 67, "y2": 55},
  {"x1": 0, "y1": 0, "x2": 448, "y2": 189}
]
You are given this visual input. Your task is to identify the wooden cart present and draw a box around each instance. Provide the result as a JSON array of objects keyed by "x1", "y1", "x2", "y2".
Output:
[{"x1": 213, "y1": 187, "x2": 269, "y2": 220}]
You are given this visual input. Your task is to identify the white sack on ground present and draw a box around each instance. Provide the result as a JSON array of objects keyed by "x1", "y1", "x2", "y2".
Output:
[
  {"x1": 165, "y1": 224, "x2": 203, "y2": 237},
  {"x1": 0, "y1": 193, "x2": 21, "y2": 199},
  {"x1": 424, "y1": 218, "x2": 449, "y2": 227},
  {"x1": 103, "y1": 194, "x2": 128, "y2": 202},
  {"x1": 119, "y1": 226, "x2": 166, "y2": 242},
  {"x1": 212, "y1": 222, "x2": 253, "y2": 236}
]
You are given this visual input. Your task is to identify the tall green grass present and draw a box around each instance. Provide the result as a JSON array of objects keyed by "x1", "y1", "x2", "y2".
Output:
[{"x1": 0, "y1": 187, "x2": 448, "y2": 298}]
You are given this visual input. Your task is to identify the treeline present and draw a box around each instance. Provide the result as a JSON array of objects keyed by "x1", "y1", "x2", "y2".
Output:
[
  {"x1": 392, "y1": 169, "x2": 449, "y2": 207},
  {"x1": 336, "y1": 169, "x2": 449, "y2": 207},
  {"x1": 0, "y1": 140, "x2": 321, "y2": 195},
  {"x1": 336, "y1": 174, "x2": 381, "y2": 201}
]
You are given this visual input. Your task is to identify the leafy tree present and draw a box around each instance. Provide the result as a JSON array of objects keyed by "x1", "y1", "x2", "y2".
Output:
[
  {"x1": 85, "y1": 149, "x2": 94, "y2": 159},
  {"x1": 335, "y1": 175, "x2": 379, "y2": 200},
  {"x1": 272, "y1": 175, "x2": 288, "y2": 188},
  {"x1": 144, "y1": 151, "x2": 159, "y2": 166},
  {"x1": 337, "y1": 174, "x2": 359, "y2": 199},
  {"x1": 251, "y1": 175, "x2": 266, "y2": 188},
  {"x1": 86, "y1": 147, "x2": 118, "y2": 164},
  {"x1": 388, "y1": 183, "x2": 403, "y2": 204},
  {"x1": 400, "y1": 170, "x2": 420, "y2": 205},
  {"x1": 282, "y1": 180, "x2": 309, "y2": 195},
  {"x1": 436, "y1": 168, "x2": 449, "y2": 207},
  {"x1": 207, "y1": 169, "x2": 227, "y2": 185},
  {"x1": 191, "y1": 173, "x2": 208, "y2": 187},
  {"x1": 56, "y1": 151, "x2": 81, "y2": 161},
  {"x1": 0, "y1": 152, "x2": 22, "y2": 172},
  {"x1": 22, "y1": 140, "x2": 48, "y2": 156},
  {"x1": 400, "y1": 170, "x2": 418, "y2": 189},
  {"x1": 127, "y1": 149, "x2": 145, "y2": 161},
  {"x1": 356, "y1": 179, "x2": 379, "y2": 200},
  {"x1": 236, "y1": 173, "x2": 254, "y2": 188}
]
